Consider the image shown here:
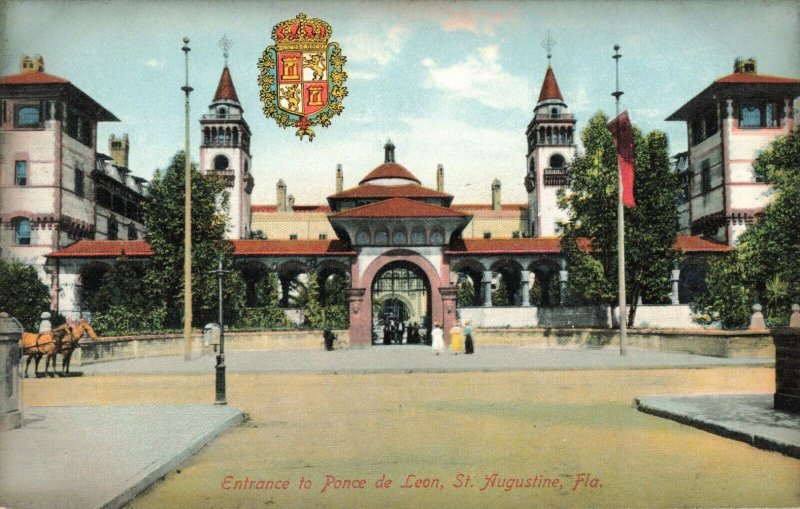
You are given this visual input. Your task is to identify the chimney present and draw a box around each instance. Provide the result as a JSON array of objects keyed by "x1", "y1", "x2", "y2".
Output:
[
  {"x1": 336, "y1": 163, "x2": 343, "y2": 193},
  {"x1": 491, "y1": 178, "x2": 501, "y2": 211},
  {"x1": 436, "y1": 164, "x2": 444, "y2": 192},
  {"x1": 109, "y1": 133, "x2": 130, "y2": 168},
  {"x1": 277, "y1": 179, "x2": 287, "y2": 212},
  {"x1": 734, "y1": 57, "x2": 757, "y2": 74},
  {"x1": 20, "y1": 54, "x2": 44, "y2": 73},
  {"x1": 287, "y1": 194, "x2": 295, "y2": 211},
  {"x1": 384, "y1": 139, "x2": 396, "y2": 163}
]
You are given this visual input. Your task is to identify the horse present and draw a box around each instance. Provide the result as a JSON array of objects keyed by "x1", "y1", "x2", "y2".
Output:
[
  {"x1": 59, "y1": 319, "x2": 99, "y2": 375},
  {"x1": 20, "y1": 324, "x2": 71, "y2": 378}
]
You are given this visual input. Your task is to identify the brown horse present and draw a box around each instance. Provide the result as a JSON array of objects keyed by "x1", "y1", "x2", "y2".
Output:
[
  {"x1": 20, "y1": 324, "x2": 71, "y2": 378},
  {"x1": 59, "y1": 319, "x2": 99, "y2": 375}
]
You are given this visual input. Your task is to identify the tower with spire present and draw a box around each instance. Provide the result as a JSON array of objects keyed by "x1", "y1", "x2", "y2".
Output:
[
  {"x1": 524, "y1": 34, "x2": 577, "y2": 237},
  {"x1": 200, "y1": 41, "x2": 253, "y2": 239}
]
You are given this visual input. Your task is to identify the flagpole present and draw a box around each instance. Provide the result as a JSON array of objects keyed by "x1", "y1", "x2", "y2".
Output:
[
  {"x1": 182, "y1": 37, "x2": 193, "y2": 360},
  {"x1": 612, "y1": 44, "x2": 628, "y2": 356}
]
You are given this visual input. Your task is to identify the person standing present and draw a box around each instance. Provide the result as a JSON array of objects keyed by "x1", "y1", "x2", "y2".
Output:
[
  {"x1": 464, "y1": 319, "x2": 475, "y2": 354},
  {"x1": 431, "y1": 321, "x2": 445, "y2": 355}
]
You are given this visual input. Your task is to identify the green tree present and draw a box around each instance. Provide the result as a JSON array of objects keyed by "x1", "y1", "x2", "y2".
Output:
[
  {"x1": 491, "y1": 278, "x2": 510, "y2": 306},
  {"x1": 559, "y1": 112, "x2": 680, "y2": 326},
  {"x1": 237, "y1": 270, "x2": 291, "y2": 329},
  {"x1": 457, "y1": 276, "x2": 476, "y2": 307},
  {"x1": 0, "y1": 252, "x2": 50, "y2": 331},
  {"x1": 737, "y1": 126, "x2": 800, "y2": 325},
  {"x1": 92, "y1": 253, "x2": 147, "y2": 314},
  {"x1": 143, "y1": 151, "x2": 245, "y2": 328},
  {"x1": 692, "y1": 254, "x2": 752, "y2": 329}
]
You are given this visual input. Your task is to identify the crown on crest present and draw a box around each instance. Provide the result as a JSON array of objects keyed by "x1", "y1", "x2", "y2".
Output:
[{"x1": 271, "y1": 13, "x2": 332, "y2": 51}]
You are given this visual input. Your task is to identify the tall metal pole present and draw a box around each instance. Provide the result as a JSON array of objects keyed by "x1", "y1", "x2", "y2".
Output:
[
  {"x1": 612, "y1": 44, "x2": 628, "y2": 356},
  {"x1": 214, "y1": 258, "x2": 227, "y2": 405},
  {"x1": 182, "y1": 38, "x2": 193, "y2": 360}
]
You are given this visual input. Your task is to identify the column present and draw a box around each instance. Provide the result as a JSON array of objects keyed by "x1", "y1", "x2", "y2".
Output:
[
  {"x1": 521, "y1": 270, "x2": 531, "y2": 307},
  {"x1": 439, "y1": 286, "x2": 458, "y2": 346},
  {"x1": 346, "y1": 288, "x2": 368, "y2": 347},
  {"x1": 670, "y1": 268, "x2": 681, "y2": 305},
  {"x1": 482, "y1": 271, "x2": 493, "y2": 307},
  {"x1": 558, "y1": 270, "x2": 568, "y2": 306}
]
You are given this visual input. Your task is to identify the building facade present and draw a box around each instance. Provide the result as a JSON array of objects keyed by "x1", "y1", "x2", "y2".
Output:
[{"x1": 667, "y1": 58, "x2": 800, "y2": 245}]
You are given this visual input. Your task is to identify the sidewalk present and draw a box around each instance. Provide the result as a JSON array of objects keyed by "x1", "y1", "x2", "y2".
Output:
[
  {"x1": 635, "y1": 394, "x2": 800, "y2": 459},
  {"x1": 0, "y1": 404, "x2": 243, "y2": 509},
  {"x1": 76, "y1": 345, "x2": 773, "y2": 375}
]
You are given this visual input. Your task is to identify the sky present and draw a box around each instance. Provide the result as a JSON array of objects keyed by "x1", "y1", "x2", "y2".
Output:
[{"x1": 2, "y1": 0, "x2": 799, "y2": 206}]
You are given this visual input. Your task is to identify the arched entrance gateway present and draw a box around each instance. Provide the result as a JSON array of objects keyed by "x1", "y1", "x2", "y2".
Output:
[{"x1": 371, "y1": 261, "x2": 431, "y2": 345}]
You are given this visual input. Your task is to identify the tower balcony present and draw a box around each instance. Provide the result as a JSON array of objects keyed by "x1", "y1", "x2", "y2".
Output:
[
  {"x1": 209, "y1": 169, "x2": 236, "y2": 188},
  {"x1": 543, "y1": 167, "x2": 568, "y2": 187},
  {"x1": 534, "y1": 113, "x2": 575, "y2": 121},
  {"x1": 201, "y1": 112, "x2": 243, "y2": 121}
]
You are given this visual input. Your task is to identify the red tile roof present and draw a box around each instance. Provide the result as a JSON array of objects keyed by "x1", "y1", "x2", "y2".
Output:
[
  {"x1": 213, "y1": 65, "x2": 240, "y2": 103},
  {"x1": 231, "y1": 239, "x2": 354, "y2": 256},
  {"x1": 674, "y1": 235, "x2": 732, "y2": 253},
  {"x1": 453, "y1": 203, "x2": 527, "y2": 212},
  {"x1": 359, "y1": 163, "x2": 421, "y2": 185},
  {"x1": 330, "y1": 184, "x2": 451, "y2": 200},
  {"x1": 48, "y1": 240, "x2": 152, "y2": 258},
  {"x1": 251, "y1": 204, "x2": 330, "y2": 213},
  {"x1": 0, "y1": 71, "x2": 70, "y2": 85},
  {"x1": 331, "y1": 198, "x2": 469, "y2": 218},
  {"x1": 537, "y1": 65, "x2": 563, "y2": 102},
  {"x1": 448, "y1": 237, "x2": 575, "y2": 254},
  {"x1": 715, "y1": 72, "x2": 800, "y2": 85}
]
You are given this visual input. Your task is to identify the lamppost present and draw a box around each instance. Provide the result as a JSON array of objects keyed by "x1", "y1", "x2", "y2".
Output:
[
  {"x1": 182, "y1": 37, "x2": 193, "y2": 360},
  {"x1": 213, "y1": 258, "x2": 229, "y2": 405}
]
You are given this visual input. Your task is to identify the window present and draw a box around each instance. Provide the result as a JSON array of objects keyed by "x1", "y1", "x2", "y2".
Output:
[
  {"x1": 96, "y1": 188, "x2": 111, "y2": 208},
  {"x1": 430, "y1": 230, "x2": 444, "y2": 244},
  {"x1": 108, "y1": 217, "x2": 118, "y2": 240},
  {"x1": 214, "y1": 155, "x2": 229, "y2": 170},
  {"x1": 549, "y1": 154, "x2": 565, "y2": 169},
  {"x1": 701, "y1": 160, "x2": 711, "y2": 193},
  {"x1": 411, "y1": 227, "x2": 426, "y2": 245},
  {"x1": 483, "y1": 232, "x2": 492, "y2": 239},
  {"x1": 74, "y1": 163, "x2": 84, "y2": 197},
  {"x1": 318, "y1": 233, "x2": 327, "y2": 240},
  {"x1": 739, "y1": 101, "x2": 780, "y2": 128},
  {"x1": 512, "y1": 231, "x2": 520, "y2": 238},
  {"x1": 356, "y1": 229, "x2": 370, "y2": 245},
  {"x1": 374, "y1": 229, "x2": 389, "y2": 246},
  {"x1": 392, "y1": 229, "x2": 407, "y2": 245},
  {"x1": 289, "y1": 234, "x2": 298, "y2": 240},
  {"x1": 691, "y1": 108, "x2": 719, "y2": 145},
  {"x1": 128, "y1": 224, "x2": 138, "y2": 240},
  {"x1": 14, "y1": 161, "x2": 27, "y2": 186},
  {"x1": 16, "y1": 104, "x2": 41, "y2": 127},
  {"x1": 14, "y1": 218, "x2": 31, "y2": 245}
]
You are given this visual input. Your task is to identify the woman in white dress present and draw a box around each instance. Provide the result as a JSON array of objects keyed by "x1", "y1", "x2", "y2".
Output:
[{"x1": 431, "y1": 321, "x2": 445, "y2": 355}]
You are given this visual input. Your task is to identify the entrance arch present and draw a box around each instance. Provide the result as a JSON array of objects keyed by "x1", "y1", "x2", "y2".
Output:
[
  {"x1": 371, "y1": 262, "x2": 431, "y2": 345},
  {"x1": 350, "y1": 250, "x2": 454, "y2": 347}
]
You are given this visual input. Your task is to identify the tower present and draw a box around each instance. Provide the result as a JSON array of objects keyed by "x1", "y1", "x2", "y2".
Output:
[
  {"x1": 200, "y1": 62, "x2": 253, "y2": 239},
  {"x1": 524, "y1": 39, "x2": 577, "y2": 237}
]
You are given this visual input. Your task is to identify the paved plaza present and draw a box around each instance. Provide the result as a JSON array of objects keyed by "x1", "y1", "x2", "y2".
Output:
[{"x1": 2, "y1": 346, "x2": 797, "y2": 509}]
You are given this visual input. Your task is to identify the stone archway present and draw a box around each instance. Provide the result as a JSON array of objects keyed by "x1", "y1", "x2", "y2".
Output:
[{"x1": 348, "y1": 250, "x2": 455, "y2": 347}]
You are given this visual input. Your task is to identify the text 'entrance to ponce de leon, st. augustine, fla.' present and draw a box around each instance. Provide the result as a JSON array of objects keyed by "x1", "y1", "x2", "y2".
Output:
[{"x1": 371, "y1": 261, "x2": 431, "y2": 345}]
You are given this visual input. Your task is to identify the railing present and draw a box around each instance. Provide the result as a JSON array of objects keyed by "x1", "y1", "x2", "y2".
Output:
[
  {"x1": 535, "y1": 113, "x2": 575, "y2": 120},
  {"x1": 201, "y1": 113, "x2": 243, "y2": 120}
]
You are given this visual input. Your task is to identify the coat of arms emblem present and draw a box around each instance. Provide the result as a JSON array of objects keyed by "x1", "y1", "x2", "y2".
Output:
[{"x1": 258, "y1": 13, "x2": 348, "y2": 141}]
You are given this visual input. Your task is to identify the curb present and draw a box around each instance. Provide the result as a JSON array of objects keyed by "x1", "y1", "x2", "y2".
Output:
[
  {"x1": 634, "y1": 397, "x2": 800, "y2": 460},
  {"x1": 97, "y1": 407, "x2": 244, "y2": 509}
]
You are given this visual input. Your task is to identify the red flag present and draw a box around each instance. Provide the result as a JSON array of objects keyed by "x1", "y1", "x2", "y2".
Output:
[{"x1": 608, "y1": 111, "x2": 636, "y2": 207}]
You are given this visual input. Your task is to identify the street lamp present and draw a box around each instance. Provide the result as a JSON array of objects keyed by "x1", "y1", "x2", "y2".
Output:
[
  {"x1": 213, "y1": 257, "x2": 229, "y2": 405},
  {"x1": 182, "y1": 37, "x2": 193, "y2": 360}
]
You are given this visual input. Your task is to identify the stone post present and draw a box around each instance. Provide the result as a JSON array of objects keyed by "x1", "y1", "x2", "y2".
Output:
[
  {"x1": 39, "y1": 311, "x2": 52, "y2": 333},
  {"x1": 749, "y1": 303, "x2": 766, "y2": 330},
  {"x1": 790, "y1": 304, "x2": 800, "y2": 328},
  {"x1": 520, "y1": 270, "x2": 531, "y2": 307},
  {"x1": 440, "y1": 286, "x2": 459, "y2": 346},
  {"x1": 346, "y1": 288, "x2": 368, "y2": 347},
  {"x1": 482, "y1": 271, "x2": 493, "y2": 307},
  {"x1": 670, "y1": 268, "x2": 681, "y2": 305},
  {"x1": 0, "y1": 312, "x2": 23, "y2": 431},
  {"x1": 558, "y1": 270, "x2": 568, "y2": 306}
]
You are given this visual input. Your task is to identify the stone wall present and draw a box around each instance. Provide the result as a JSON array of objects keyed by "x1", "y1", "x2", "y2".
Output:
[
  {"x1": 74, "y1": 329, "x2": 350, "y2": 366},
  {"x1": 460, "y1": 305, "x2": 700, "y2": 329},
  {"x1": 773, "y1": 328, "x2": 800, "y2": 412}
]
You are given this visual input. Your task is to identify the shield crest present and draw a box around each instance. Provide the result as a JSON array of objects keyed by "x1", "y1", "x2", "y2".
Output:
[{"x1": 259, "y1": 13, "x2": 347, "y2": 141}]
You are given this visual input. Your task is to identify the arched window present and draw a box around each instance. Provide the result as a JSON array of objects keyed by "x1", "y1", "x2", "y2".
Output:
[
  {"x1": 214, "y1": 155, "x2": 229, "y2": 170},
  {"x1": 546, "y1": 127, "x2": 552, "y2": 144},
  {"x1": 233, "y1": 128, "x2": 239, "y2": 146},
  {"x1": 392, "y1": 229, "x2": 407, "y2": 245},
  {"x1": 549, "y1": 154, "x2": 565, "y2": 169},
  {"x1": 225, "y1": 127, "x2": 231, "y2": 145},
  {"x1": 108, "y1": 217, "x2": 118, "y2": 240},
  {"x1": 411, "y1": 226, "x2": 426, "y2": 245},
  {"x1": 216, "y1": 127, "x2": 225, "y2": 145},
  {"x1": 551, "y1": 107, "x2": 558, "y2": 117},
  {"x1": 14, "y1": 217, "x2": 31, "y2": 245},
  {"x1": 204, "y1": 128, "x2": 210, "y2": 146},
  {"x1": 374, "y1": 228, "x2": 389, "y2": 246},
  {"x1": 539, "y1": 127, "x2": 545, "y2": 144},
  {"x1": 218, "y1": 106, "x2": 227, "y2": 116},
  {"x1": 429, "y1": 229, "x2": 444, "y2": 245},
  {"x1": 356, "y1": 229, "x2": 371, "y2": 245}
]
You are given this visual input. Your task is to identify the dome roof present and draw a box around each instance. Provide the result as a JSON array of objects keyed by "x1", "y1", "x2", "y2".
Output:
[{"x1": 359, "y1": 162, "x2": 421, "y2": 185}]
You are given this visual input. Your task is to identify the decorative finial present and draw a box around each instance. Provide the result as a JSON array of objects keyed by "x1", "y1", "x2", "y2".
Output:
[
  {"x1": 541, "y1": 30, "x2": 556, "y2": 62},
  {"x1": 219, "y1": 35, "x2": 233, "y2": 64}
]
